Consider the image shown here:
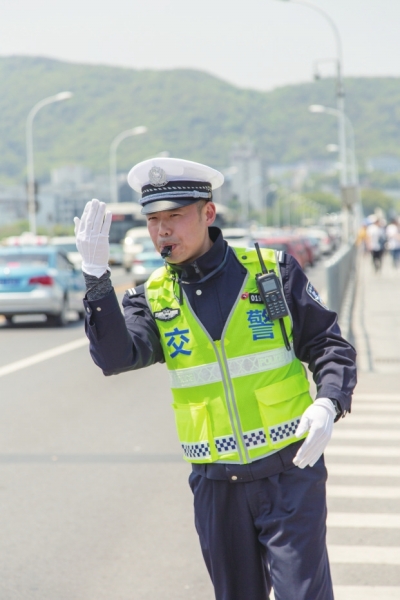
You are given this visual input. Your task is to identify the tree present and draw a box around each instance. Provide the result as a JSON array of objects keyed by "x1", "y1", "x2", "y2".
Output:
[
  {"x1": 303, "y1": 190, "x2": 341, "y2": 212},
  {"x1": 361, "y1": 188, "x2": 396, "y2": 217}
]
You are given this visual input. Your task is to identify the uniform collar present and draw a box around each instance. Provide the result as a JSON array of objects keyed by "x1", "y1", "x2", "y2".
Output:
[{"x1": 167, "y1": 227, "x2": 226, "y2": 282}]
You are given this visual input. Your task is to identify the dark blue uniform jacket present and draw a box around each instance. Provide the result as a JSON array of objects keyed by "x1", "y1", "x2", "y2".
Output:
[{"x1": 83, "y1": 227, "x2": 356, "y2": 414}]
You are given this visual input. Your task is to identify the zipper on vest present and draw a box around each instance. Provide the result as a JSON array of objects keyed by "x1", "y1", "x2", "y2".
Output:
[{"x1": 213, "y1": 340, "x2": 247, "y2": 464}]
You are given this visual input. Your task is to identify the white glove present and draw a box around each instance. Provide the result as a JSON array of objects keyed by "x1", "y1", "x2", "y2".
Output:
[
  {"x1": 74, "y1": 199, "x2": 112, "y2": 277},
  {"x1": 293, "y1": 398, "x2": 335, "y2": 469}
]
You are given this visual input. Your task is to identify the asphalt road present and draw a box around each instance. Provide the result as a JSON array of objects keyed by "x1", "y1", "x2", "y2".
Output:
[{"x1": 0, "y1": 261, "x2": 329, "y2": 600}]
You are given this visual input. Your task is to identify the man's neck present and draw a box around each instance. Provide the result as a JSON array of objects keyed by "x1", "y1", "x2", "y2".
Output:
[{"x1": 167, "y1": 227, "x2": 226, "y2": 282}]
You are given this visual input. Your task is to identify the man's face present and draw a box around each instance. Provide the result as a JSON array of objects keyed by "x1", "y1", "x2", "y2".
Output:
[{"x1": 146, "y1": 201, "x2": 216, "y2": 264}]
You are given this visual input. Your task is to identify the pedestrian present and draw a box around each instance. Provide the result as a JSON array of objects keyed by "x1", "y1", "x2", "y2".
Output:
[
  {"x1": 74, "y1": 157, "x2": 357, "y2": 600},
  {"x1": 366, "y1": 215, "x2": 386, "y2": 272},
  {"x1": 386, "y1": 217, "x2": 400, "y2": 268},
  {"x1": 356, "y1": 222, "x2": 368, "y2": 254}
]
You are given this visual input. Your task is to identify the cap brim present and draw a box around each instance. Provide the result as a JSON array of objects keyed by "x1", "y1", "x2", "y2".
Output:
[{"x1": 141, "y1": 198, "x2": 201, "y2": 215}]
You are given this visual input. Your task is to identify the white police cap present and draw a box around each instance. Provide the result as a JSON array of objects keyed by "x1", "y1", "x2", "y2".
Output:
[{"x1": 127, "y1": 157, "x2": 224, "y2": 215}]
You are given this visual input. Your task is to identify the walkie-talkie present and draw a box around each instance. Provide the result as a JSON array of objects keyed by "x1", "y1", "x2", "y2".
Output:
[{"x1": 254, "y1": 243, "x2": 291, "y2": 350}]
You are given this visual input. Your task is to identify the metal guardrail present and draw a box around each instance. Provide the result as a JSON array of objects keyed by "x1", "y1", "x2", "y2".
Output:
[{"x1": 325, "y1": 243, "x2": 358, "y2": 317}]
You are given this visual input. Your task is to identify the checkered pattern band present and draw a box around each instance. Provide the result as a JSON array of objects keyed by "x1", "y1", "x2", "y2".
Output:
[
  {"x1": 181, "y1": 441, "x2": 211, "y2": 460},
  {"x1": 269, "y1": 418, "x2": 300, "y2": 444},
  {"x1": 215, "y1": 435, "x2": 237, "y2": 454},
  {"x1": 243, "y1": 428, "x2": 268, "y2": 449}
]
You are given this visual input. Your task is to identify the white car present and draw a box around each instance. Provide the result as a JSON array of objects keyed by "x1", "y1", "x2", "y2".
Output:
[
  {"x1": 122, "y1": 227, "x2": 151, "y2": 272},
  {"x1": 131, "y1": 239, "x2": 165, "y2": 285},
  {"x1": 304, "y1": 228, "x2": 335, "y2": 255},
  {"x1": 222, "y1": 228, "x2": 252, "y2": 248},
  {"x1": 51, "y1": 236, "x2": 82, "y2": 269}
]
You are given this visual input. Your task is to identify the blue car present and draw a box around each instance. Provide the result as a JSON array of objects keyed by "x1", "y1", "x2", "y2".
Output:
[
  {"x1": 0, "y1": 246, "x2": 85, "y2": 326},
  {"x1": 131, "y1": 240, "x2": 165, "y2": 285}
]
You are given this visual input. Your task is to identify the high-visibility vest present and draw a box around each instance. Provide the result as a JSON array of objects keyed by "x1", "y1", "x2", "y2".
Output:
[{"x1": 145, "y1": 247, "x2": 312, "y2": 464}]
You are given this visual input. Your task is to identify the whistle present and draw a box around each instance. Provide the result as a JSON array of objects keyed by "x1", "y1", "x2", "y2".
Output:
[{"x1": 161, "y1": 246, "x2": 173, "y2": 259}]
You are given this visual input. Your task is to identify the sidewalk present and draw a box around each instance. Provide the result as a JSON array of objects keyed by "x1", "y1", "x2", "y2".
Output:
[
  {"x1": 351, "y1": 251, "x2": 400, "y2": 394},
  {"x1": 321, "y1": 253, "x2": 400, "y2": 599}
]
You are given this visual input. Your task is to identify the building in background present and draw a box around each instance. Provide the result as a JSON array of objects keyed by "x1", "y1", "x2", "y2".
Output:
[
  {"x1": 229, "y1": 143, "x2": 267, "y2": 218},
  {"x1": 366, "y1": 155, "x2": 400, "y2": 174},
  {"x1": 0, "y1": 184, "x2": 26, "y2": 226}
]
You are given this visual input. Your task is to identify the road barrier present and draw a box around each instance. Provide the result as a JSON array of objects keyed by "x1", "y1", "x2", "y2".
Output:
[{"x1": 325, "y1": 243, "x2": 358, "y2": 343}]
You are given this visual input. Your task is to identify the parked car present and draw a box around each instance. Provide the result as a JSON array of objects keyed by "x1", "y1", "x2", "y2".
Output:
[
  {"x1": 222, "y1": 227, "x2": 252, "y2": 248},
  {"x1": 51, "y1": 236, "x2": 82, "y2": 269},
  {"x1": 303, "y1": 228, "x2": 335, "y2": 255},
  {"x1": 131, "y1": 239, "x2": 164, "y2": 285},
  {"x1": 2, "y1": 232, "x2": 48, "y2": 246},
  {"x1": 304, "y1": 234, "x2": 322, "y2": 262},
  {"x1": 109, "y1": 243, "x2": 124, "y2": 266},
  {"x1": 296, "y1": 235, "x2": 315, "y2": 267},
  {"x1": 254, "y1": 235, "x2": 309, "y2": 271},
  {"x1": 0, "y1": 247, "x2": 86, "y2": 326},
  {"x1": 122, "y1": 227, "x2": 151, "y2": 272}
]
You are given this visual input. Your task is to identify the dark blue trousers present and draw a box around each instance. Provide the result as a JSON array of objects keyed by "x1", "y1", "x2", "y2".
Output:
[{"x1": 189, "y1": 452, "x2": 333, "y2": 600}]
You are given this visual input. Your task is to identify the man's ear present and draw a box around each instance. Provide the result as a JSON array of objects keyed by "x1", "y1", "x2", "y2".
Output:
[{"x1": 204, "y1": 202, "x2": 217, "y2": 226}]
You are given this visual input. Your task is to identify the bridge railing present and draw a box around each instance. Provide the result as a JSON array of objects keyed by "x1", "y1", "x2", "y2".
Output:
[{"x1": 325, "y1": 243, "x2": 358, "y2": 343}]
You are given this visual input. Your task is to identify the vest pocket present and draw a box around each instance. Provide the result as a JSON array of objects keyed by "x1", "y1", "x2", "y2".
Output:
[
  {"x1": 172, "y1": 401, "x2": 218, "y2": 462},
  {"x1": 255, "y1": 373, "x2": 312, "y2": 448}
]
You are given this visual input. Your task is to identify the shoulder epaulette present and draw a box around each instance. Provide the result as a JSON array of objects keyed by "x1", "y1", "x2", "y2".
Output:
[
  {"x1": 126, "y1": 284, "x2": 145, "y2": 298},
  {"x1": 277, "y1": 251, "x2": 286, "y2": 264}
]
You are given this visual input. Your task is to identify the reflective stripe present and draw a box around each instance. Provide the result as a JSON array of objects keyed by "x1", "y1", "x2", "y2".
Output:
[
  {"x1": 169, "y1": 346, "x2": 295, "y2": 389},
  {"x1": 169, "y1": 362, "x2": 221, "y2": 388},
  {"x1": 227, "y1": 346, "x2": 295, "y2": 378}
]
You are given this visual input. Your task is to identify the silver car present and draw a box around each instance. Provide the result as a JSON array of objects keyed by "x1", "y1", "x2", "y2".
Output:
[{"x1": 0, "y1": 246, "x2": 86, "y2": 326}]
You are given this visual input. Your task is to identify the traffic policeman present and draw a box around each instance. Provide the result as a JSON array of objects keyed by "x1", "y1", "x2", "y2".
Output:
[{"x1": 74, "y1": 157, "x2": 357, "y2": 600}]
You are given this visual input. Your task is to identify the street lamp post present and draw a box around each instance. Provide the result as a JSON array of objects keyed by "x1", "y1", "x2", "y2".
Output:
[
  {"x1": 309, "y1": 104, "x2": 360, "y2": 237},
  {"x1": 277, "y1": 0, "x2": 349, "y2": 234},
  {"x1": 309, "y1": 105, "x2": 358, "y2": 186},
  {"x1": 109, "y1": 126, "x2": 148, "y2": 203},
  {"x1": 26, "y1": 91, "x2": 73, "y2": 234}
]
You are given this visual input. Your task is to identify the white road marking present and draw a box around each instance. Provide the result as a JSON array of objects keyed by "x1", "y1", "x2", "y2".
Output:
[
  {"x1": 328, "y1": 513, "x2": 400, "y2": 528},
  {"x1": 0, "y1": 338, "x2": 88, "y2": 379},
  {"x1": 352, "y1": 404, "x2": 400, "y2": 412},
  {"x1": 333, "y1": 587, "x2": 400, "y2": 599},
  {"x1": 328, "y1": 485, "x2": 400, "y2": 499},
  {"x1": 339, "y1": 415, "x2": 400, "y2": 424},
  {"x1": 328, "y1": 545, "x2": 400, "y2": 565},
  {"x1": 326, "y1": 446, "x2": 400, "y2": 457},
  {"x1": 269, "y1": 586, "x2": 400, "y2": 600},
  {"x1": 274, "y1": 393, "x2": 400, "y2": 596},
  {"x1": 354, "y1": 394, "x2": 400, "y2": 402},
  {"x1": 332, "y1": 429, "x2": 400, "y2": 440},
  {"x1": 327, "y1": 463, "x2": 400, "y2": 477}
]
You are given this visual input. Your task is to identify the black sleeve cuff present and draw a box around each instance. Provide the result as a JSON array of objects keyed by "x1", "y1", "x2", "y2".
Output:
[{"x1": 83, "y1": 271, "x2": 112, "y2": 301}]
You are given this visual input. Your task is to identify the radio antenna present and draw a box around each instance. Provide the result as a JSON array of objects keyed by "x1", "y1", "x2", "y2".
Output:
[{"x1": 254, "y1": 242, "x2": 267, "y2": 274}]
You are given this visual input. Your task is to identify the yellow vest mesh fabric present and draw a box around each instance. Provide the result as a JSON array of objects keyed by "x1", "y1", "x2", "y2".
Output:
[{"x1": 145, "y1": 247, "x2": 312, "y2": 464}]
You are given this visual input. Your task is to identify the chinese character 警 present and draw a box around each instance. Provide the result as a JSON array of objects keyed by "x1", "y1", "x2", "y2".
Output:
[{"x1": 246, "y1": 309, "x2": 275, "y2": 341}]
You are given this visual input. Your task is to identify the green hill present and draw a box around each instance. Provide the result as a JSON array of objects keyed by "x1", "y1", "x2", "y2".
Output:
[{"x1": 1, "y1": 56, "x2": 399, "y2": 183}]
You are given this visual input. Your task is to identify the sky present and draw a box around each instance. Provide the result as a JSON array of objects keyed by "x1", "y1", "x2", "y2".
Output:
[{"x1": 1, "y1": 0, "x2": 399, "y2": 91}]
